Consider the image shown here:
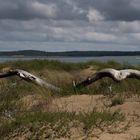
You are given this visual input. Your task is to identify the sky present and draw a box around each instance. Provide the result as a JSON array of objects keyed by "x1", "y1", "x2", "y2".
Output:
[{"x1": 0, "y1": 0, "x2": 140, "y2": 52}]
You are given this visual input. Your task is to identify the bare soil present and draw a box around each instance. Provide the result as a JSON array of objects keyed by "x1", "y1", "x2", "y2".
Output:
[
  {"x1": 49, "y1": 94, "x2": 140, "y2": 140},
  {"x1": 16, "y1": 94, "x2": 140, "y2": 140}
]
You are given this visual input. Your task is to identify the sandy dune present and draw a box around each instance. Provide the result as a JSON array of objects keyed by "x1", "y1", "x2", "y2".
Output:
[{"x1": 50, "y1": 94, "x2": 140, "y2": 140}]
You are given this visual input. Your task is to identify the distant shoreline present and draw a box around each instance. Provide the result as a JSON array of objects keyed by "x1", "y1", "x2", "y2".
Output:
[
  {"x1": 1, "y1": 55, "x2": 140, "y2": 58},
  {"x1": 0, "y1": 50, "x2": 140, "y2": 57}
]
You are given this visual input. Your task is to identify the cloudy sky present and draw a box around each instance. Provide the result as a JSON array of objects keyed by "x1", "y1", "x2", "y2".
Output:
[{"x1": 0, "y1": 0, "x2": 140, "y2": 51}]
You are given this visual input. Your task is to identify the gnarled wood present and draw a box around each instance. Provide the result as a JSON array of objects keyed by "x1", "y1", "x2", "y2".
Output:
[
  {"x1": 73, "y1": 68, "x2": 140, "y2": 88},
  {"x1": 0, "y1": 69, "x2": 60, "y2": 92}
]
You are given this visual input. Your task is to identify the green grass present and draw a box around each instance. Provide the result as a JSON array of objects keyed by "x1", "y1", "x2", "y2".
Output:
[
  {"x1": 0, "y1": 59, "x2": 86, "y2": 72},
  {"x1": 0, "y1": 59, "x2": 139, "y2": 113},
  {"x1": 0, "y1": 59, "x2": 139, "y2": 104},
  {"x1": 0, "y1": 59, "x2": 139, "y2": 138},
  {"x1": 1, "y1": 59, "x2": 139, "y2": 72},
  {"x1": 79, "y1": 110, "x2": 124, "y2": 130},
  {"x1": 110, "y1": 96, "x2": 124, "y2": 107},
  {"x1": 74, "y1": 78, "x2": 140, "y2": 96},
  {"x1": 0, "y1": 110, "x2": 124, "y2": 139}
]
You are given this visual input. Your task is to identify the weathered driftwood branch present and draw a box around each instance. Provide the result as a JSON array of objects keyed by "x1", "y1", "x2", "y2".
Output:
[
  {"x1": 73, "y1": 68, "x2": 140, "y2": 88},
  {"x1": 0, "y1": 69, "x2": 60, "y2": 92}
]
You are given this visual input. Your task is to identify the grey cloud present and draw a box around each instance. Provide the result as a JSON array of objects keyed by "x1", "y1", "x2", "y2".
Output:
[
  {"x1": 0, "y1": 0, "x2": 57, "y2": 20},
  {"x1": 76, "y1": 0, "x2": 140, "y2": 21},
  {"x1": 1, "y1": 19, "x2": 140, "y2": 47},
  {"x1": 0, "y1": 0, "x2": 86, "y2": 20},
  {"x1": 0, "y1": 19, "x2": 138, "y2": 41},
  {"x1": 0, "y1": 0, "x2": 140, "y2": 21},
  {"x1": 0, "y1": 0, "x2": 140, "y2": 51}
]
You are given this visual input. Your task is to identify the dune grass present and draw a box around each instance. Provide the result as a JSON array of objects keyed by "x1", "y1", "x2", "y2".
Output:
[
  {"x1": 0, "y1": 110, "x2": 124, "y2": 139},
  {"x1": 0, "y1": 59, "x2": 139, "y2": 138},
  {"x1": 0, "y1": 59, "x2": 139, "y2": 113},
  {"x1": 0, "y1": 59, "x2": 139, "y2": 104}
]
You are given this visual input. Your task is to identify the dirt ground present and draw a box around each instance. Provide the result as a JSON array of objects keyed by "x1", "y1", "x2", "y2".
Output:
[
  {"x1": 17, "y1": 94, "x2": 140, "y2": 140},
  {"x1": 49, "y1": 94, "x2": 140, "y2": 140}
]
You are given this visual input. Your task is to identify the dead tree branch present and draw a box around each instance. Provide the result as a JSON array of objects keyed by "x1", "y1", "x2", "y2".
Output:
[
  {"x1": 0, "y1": 68, "x2": 60, "y2": 92},
  {"x1": 73, "y1": 68, "x2": 140, "y2": 88}
]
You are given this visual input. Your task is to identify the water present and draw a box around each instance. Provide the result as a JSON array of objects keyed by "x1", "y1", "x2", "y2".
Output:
[{"x1": 0, "y1": 56, "x2": 139, "y2": 65}]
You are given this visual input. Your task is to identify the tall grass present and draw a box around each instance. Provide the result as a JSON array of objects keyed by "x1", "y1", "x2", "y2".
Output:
[
  {"x1": 0, "y1": 59, "x2": 139, "y2": 100},
  {"x1": 0, "y1": 110, "x2": 124, "y2": 139},
  {"x1": 1, "y1": 59, "x2": 139, "y2": 71},
  {"x1": 0, "y1": 59, "x2": 139, "y2": 138},
  {"x1": 0, "y1": 59, "x2": 86, "y2": 71}
]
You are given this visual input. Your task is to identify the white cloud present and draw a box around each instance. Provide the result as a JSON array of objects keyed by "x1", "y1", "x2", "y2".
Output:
[
  {"x1": 31, "y1": 2, "x2": 57, "y2": 18},
  {"x1": 87, "y1": 8, "x2": 104, "y2": 22},
  {"x1": 85, "y1": 32, "x2": 116, "y2": 42},
  {"x1": 129, "y1": 33, "x2": 140, "y2": 41},
  {"x1": 131, "y1": 0, "x2": 140, "y2": 9},
  {"x1": 117, "y1": 21, "x2": 140, "y2": 33}
]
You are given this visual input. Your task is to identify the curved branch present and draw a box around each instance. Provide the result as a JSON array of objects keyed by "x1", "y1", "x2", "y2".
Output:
[
  {"x1": 73, "y1": 68, "x2": 140, "y2": 88},
  {"x1": 0, "y1": 69, "x2": 60, "y2": 92}
]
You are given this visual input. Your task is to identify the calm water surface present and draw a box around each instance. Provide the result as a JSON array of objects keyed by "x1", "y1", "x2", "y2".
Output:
[{"x1": 0, "y1": 56, "x2": 139, "y2": 65}]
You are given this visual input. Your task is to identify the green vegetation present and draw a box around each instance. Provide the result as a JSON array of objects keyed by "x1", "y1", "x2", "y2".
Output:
[
  {"x1": 0, "y1": 59, "x2": 86, "y2": 71},
  {"x1": 110, "y1": 96, "x2": 124, "y2": 107},
  {"x1": 0, "y1": 59, "x2": 139, "y2": 111},
  {"x1": 78, "y1": 110, "x2": 124, "y2": 130},
  {"x1": 0, "y1": 110, "x2": 124, "y2": 139},
  {"x1": 0, "y1": 59, "x2": 139, "y2": 138}
]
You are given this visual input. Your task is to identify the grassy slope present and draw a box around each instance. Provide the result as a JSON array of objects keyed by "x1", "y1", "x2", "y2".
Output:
[{"x1": 0, "y1": 60, "x2": 139, "y2": 139}]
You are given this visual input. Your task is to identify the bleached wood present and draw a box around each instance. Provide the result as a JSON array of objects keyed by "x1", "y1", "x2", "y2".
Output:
[
  {"x1": 0, "y1": 69, "x2": 60, "y2": 92},
  {"x1": 73, "y1": 68, "x2": 140, "y2": 88}
]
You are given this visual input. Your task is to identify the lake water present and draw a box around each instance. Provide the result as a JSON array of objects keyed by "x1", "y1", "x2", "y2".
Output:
[{"x1": 0, "y1": 56, "x2": 139, "y2": 65}]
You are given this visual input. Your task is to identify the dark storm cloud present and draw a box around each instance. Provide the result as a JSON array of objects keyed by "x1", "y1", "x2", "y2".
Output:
[
  {"x1": 0, "y1": 0, "x2": 57, "y2": 20},
  {"x1": 76, "y1": 0, "x2": 140, "y2": 21},
  {"x1": 0, "y1": 0, "x2": 140, "y2": 51},
  {"x1": 0, "y1": 0, "x2": 86, "y2": 20},
  {"x1": 0, "y1": 0, "x2": 140, "y2": 21}
]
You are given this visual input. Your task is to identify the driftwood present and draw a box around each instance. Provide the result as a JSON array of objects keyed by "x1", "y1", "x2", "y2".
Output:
[
  {"x1": 73, "y1": 68, "x2": 140, "y2": 88},
  {"x1": 1, "y1": 68, "x2": 140, "y2": 91},
  {"x1": 0, "y1": 69, "x2": 60, "y2": 92}
]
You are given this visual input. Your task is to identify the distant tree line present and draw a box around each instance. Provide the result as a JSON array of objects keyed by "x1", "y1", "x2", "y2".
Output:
[{"x1": 0, "y1": 50, "x2": 140, "y2": 57}]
